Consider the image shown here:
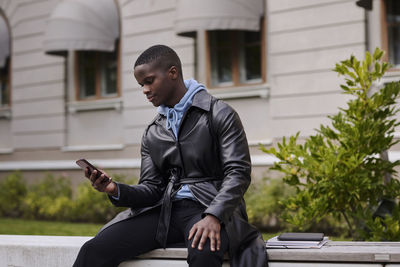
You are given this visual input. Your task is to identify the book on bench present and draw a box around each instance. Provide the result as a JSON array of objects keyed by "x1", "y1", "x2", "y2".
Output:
[
  {"x1": 266, "y1": 232, "x2": 329, "y2": 249},
  {"x1": 278, "y1": 232, "x2": 324, "y2": 241}
]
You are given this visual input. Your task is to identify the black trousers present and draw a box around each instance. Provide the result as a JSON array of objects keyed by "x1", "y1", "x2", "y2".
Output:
[{"x1": 73, "y1": 199, "x2": 229, "y2": 267}]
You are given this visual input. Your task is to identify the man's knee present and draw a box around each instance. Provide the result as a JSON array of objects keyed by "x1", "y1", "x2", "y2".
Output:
[
  {"x1": 79, "y1": 238, "x2": 102, "y2": 257},
  {"x1": 73, "y1": 238, "x2": 103, "y2": 267}
]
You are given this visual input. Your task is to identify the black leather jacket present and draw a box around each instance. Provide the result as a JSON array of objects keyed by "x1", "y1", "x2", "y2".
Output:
[{"x1": 103, "y1": 90, "x2": 267, "y2": 267}]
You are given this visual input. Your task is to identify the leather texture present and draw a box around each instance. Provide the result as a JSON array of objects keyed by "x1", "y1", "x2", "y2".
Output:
[{"x1": 102, "y1": 90, "x2": 267, "y2": 267}]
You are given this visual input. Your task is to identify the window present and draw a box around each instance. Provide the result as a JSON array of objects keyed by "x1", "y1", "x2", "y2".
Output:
[
  {"x1": 206, "y1": 22, "x2": 265, "y2": 88},
  {"x1": 0, "y1": 57, "x2": 9, "y2": 108},
  {"x1": 382, "y1": 0, "x2": 400, "y2": 67},
  {"x1": 75, "y1": 44, "x2": 119, "y2": 100},
  {"x1": 0, "y1": 10, "x2": 10, "y2": 109}
]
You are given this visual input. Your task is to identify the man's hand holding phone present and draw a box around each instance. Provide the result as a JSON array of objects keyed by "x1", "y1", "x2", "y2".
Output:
[{"x1": 76, "y1": 159, "x2": 118, "y2": 197}]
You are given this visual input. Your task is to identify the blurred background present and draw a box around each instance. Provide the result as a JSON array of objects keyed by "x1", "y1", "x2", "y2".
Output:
[{"x1": 0, "y1": 0, "x2": 399, "y2": 236}]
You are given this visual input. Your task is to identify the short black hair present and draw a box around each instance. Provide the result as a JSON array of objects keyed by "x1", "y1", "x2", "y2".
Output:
[{"x1": 134, "y1": 45, "x2": 182, "y2": 76}]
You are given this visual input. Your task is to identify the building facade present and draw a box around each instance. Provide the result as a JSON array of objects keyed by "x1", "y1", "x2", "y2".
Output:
[{"x1": 0, "y1": 0, "x2": 398, "y2": 182}]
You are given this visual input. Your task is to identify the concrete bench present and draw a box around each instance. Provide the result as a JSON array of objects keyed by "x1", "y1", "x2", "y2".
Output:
[{"x1": 0, "y1": 235, "x2": 399, "y2": 267}]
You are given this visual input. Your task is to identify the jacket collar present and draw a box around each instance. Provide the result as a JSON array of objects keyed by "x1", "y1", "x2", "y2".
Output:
[
  {"x1": 191, "y1": 90, "x2": 212, "y2": 112},
  {"x1": 152, "y1": 90, "x2": 212, "y2": 127}
]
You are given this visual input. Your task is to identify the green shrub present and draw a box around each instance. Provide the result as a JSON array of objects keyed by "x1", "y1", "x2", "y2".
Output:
[
  {"x1": 68, "y1": 173, "x2": 137, "y2": 223},
  {"x1": 0, "y1": 171, "x2": 139, "y2": 223},
  {"x1": 364, "y1": 203, "x2": 400, "y2": 241},
  {"x1": 0, "y1": 172, "x2": 27, "y2": 217},
  {"x1": 245, "y1": 177, "x2": 348, "y2": 235},
  {"x1": 245, "y1": 177, "x2": 295, "y2": 231},
  {"x1": 264, "y1": 48, "x2": 400, "y2": 240},
  {"x1": 71, "y1": 182, "x2": 117, "y2": 223},
  {"x1": 22, "y1": 173, "x2": 73, "y2": 220}
]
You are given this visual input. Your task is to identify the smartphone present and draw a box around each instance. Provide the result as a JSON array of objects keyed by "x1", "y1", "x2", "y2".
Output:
[{"x1": 76, "y1": 159, "x2": 109, "y2": 181}]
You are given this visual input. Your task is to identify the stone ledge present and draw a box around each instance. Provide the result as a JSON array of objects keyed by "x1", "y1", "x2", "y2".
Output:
[
  {"x1": 1, "y1": 235, "x2": 400, "y2": 267},
  {"x1": 267, "y1": 241, "x2": 400, "y2": 263}
]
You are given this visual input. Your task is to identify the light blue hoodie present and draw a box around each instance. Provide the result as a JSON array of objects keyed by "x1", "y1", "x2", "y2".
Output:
[{"x1": 157, "y1": 79, "x2": 206, "y2": 138}]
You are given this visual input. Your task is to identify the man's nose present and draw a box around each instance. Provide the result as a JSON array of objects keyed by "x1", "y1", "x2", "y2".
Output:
[{"x1": 142, "y1": 85, "x2": 150, "y2": 94}]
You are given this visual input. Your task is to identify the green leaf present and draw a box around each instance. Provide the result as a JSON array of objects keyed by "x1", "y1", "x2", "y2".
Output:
[
  {"x1": 365, "y1": 51, "x2": 372, "y2": 67},
  {"x1": 373, "y1": 47, "x2": 384, "y2": 61}
]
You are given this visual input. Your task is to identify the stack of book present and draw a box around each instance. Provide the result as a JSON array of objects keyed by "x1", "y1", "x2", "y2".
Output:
[{"x1": 266, "y1": 232, "x2": 329, "y2": 249}]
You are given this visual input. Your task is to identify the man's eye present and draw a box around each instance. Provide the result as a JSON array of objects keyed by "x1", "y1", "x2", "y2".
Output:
[{"x1": 145, "y1": 79, "x2": 153, "y2": 85}]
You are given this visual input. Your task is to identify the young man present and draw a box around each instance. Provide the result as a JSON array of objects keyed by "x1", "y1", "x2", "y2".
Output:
[{"x1": 73, "y1": 45, "x2": 267, "y2": 267}]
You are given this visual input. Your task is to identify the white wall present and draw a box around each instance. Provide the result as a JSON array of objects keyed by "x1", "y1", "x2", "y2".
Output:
[
  {"x1": 267, "y1": 0, "x2": 366, "y2": 138},
  {"x1": 120, "y1": 0, "x2": 195, "y2": 145},
  {"x1": 0, "y1": 0, "x2": 66, "y2": 150}
]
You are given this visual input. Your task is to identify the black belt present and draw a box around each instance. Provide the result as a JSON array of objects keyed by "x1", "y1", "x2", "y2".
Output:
[{"x1": 155, "y1": 173, "x2": 218, "y2": 248}]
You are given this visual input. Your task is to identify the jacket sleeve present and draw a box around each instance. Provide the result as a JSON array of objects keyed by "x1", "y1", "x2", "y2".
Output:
[
  {"x1": 203, "y1": 100, "x2": 252, "y2": 224},
  {"x1": 109, "y1": 130, "x2": 166, "y2": 208}
]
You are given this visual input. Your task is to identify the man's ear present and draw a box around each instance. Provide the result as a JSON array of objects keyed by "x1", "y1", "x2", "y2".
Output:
[{"x1": 168, "y1": 66, "x2": 179, "y2": 80}]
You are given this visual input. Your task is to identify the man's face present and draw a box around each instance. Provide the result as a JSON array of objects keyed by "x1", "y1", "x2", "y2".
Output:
[{"x1": 134, "y1": 62, "x2": 175, "y2": 107}]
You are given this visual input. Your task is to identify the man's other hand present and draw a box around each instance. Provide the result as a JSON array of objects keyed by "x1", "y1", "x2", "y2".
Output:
[
  {"x1": 188, "y1": 214, "x2": 221, "y2": 251},
  {"x1": 85, "y1": 168, "x2": 118, "y2": 196}
]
